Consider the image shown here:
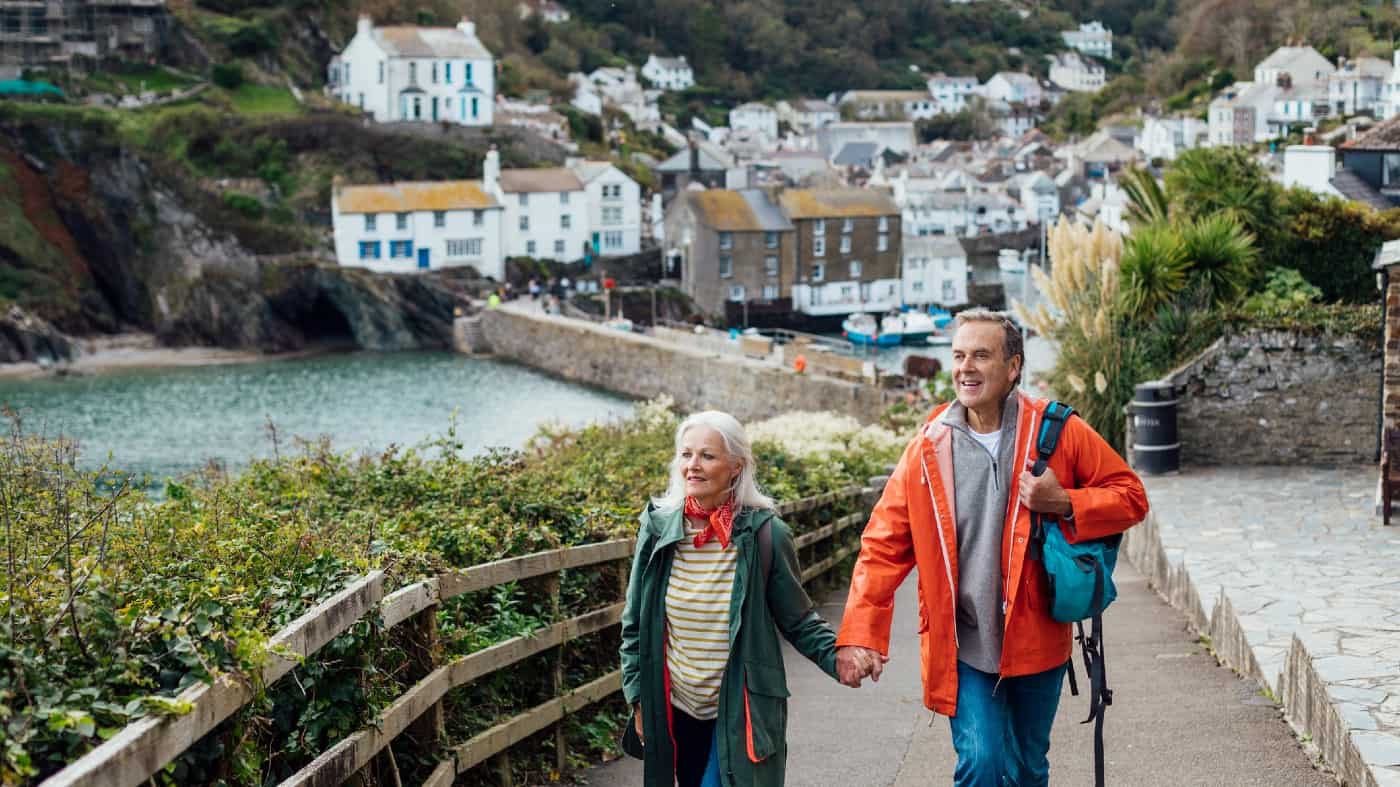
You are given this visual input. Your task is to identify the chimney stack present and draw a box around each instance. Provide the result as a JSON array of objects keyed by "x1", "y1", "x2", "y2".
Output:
[
  {"x1": 484, "y1": 146, "x2": 500, "y2": 195},
  {"x1": 357, "y1": 15, "x2": 372, "y2": 37},
  {"x1": 458, "y1": 18, "x2": 476, "y2": 37}
]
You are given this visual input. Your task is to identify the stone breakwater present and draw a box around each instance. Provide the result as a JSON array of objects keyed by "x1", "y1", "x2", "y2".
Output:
[
  {"x1": 473, "y1": 305, "x2": 891, "y2": 423},
  {"x1": 1162, "y1": 330, "x2": 1380, "y2": 466},
  {"x1": 1124, "y1": 467, "x2": 1397, "y2": 787}
]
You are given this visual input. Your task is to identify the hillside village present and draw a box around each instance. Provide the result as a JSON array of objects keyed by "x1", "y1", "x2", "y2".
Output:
[{"x1": 1, "y1": 0, "x2": 1398, "y2": 332}]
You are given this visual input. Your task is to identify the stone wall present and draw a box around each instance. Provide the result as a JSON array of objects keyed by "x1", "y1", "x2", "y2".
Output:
[
  {"x1": 1384, "y1": 274, "x2": 1400, "y2": 432},
  {"x1": 1163, "y1": 329, "x2": 1380, "y2": 466},
  {"x1": 477, "y1": 307, "x2": 891, "y2": 422}
]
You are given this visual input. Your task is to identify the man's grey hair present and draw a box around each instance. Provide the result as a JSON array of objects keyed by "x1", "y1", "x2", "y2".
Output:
[
  {"x1": 652, "y1": 410, "x2": 776, "y2": 512},
  {"x1": 954, "y1": 308, "x2": 1024, "y2": 370}
]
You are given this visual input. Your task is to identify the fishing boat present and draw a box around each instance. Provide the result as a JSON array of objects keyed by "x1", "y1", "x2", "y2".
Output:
[
  {"x1": 927, "y1": 306, "x2": 954, "y2": 330},
  {"x1": 842, "y1": 313, "x2": 900, "y2": 347},
  {"x1": 883, "y1": 311, "x2": 936, "y2": 345}
]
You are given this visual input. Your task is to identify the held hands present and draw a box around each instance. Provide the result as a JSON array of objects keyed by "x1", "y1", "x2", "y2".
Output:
[
  {"x1": 835, "y1": 646, "x2": 889, "y2": 688},
  {"x1": 1017, "y1": 466, "x2": 1072, "y2": 517}
]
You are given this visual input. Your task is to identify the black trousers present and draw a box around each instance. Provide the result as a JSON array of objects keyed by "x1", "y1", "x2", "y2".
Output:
[{"x1": 672, "y1": 706, "x2": 717, "y2": 787}]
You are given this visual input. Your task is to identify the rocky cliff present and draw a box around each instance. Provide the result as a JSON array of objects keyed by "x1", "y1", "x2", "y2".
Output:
[{"x1": 0, "y1": 115, "x2": 487, "y2": 364}]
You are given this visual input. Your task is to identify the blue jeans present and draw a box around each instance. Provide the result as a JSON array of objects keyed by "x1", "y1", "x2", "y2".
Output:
[{"x1": 949, "y1": 660, "x2": 1068, "y2": 787}]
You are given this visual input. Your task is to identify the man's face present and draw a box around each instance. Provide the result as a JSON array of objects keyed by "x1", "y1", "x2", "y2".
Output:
[{"x1": 951, "y1": 321, "x2": 1021, "y2": 413}]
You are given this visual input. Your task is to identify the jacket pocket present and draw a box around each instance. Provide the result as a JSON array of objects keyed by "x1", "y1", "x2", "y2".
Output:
[{"x1": 743, "y1": 661, "x2": 790, "y2": 763}]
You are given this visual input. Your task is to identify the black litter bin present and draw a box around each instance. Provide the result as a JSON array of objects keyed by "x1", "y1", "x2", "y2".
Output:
[{"x1": 1132, "y1": 381, "x2": 1179, "y2": 474}]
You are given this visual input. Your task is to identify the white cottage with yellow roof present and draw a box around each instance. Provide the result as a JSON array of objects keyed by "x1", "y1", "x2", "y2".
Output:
[
  {"x1": 328, "y1": 15, "x2": 495, "y2": 126},
  {"x1": 331, "y1": 170, "x2": 505, "y2": 277}
]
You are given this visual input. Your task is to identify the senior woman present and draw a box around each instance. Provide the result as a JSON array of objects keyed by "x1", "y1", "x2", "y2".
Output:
[{"x1": 619, "y1": 410, "x2": 844, "y2": 787}]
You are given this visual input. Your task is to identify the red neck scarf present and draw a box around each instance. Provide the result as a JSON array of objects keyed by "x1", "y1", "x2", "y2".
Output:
[{"x1": 685, "y1": 495, "x2": 735, "y2": 549}]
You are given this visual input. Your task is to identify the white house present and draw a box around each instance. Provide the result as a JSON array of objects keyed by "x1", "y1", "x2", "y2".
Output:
[
  {"x1": 1329, "y1": 56, "x2": 1390, "y2": 116},
  {"x1": 327, "y1": 16, "x2": 494, "y2": 126},
  {"x1": 1047, "y1": 52, "x2": 1105, "y2": 93},
  {"x1": 1255, "y1": 46, "x2": 1335, "y2": 92},
  {"x1": 1017, "y1": 171, "x2": 1060, "y2": 224},
  {"x1": 484, "y1": 152, "x2": 591, "y2": 260},
  {"x1": 982, "y1": 72, "x2": 1043, "y2": 107},
  {"x1": 892, "y1": 173, "x2": 1028, "y2": 238},
  {"x1": 817, "y1": 122, "x2": 917, "y2": 157},
  {"x1": 1208, "y1": 81, "x2": 1274, "y2": 146},
  {"x1": 517, "y1": 0, "x2": 570, "y2": 23},
  {"x1": 1383, "y1": 52, "x2": 1400, "y2": 120},
  {"x1": 902, "y1": 235, "x2": 968, "y2": 307},
  {"x1": 1281, "y1": 144, "x2": 1342, "y2": 197},
  {"x1": 987, "y1": 99, "x2": 1038, "y2": 138},
  {"x1": 1061, "y1": 21, "x2": 1112, "y2": 60},
  {"x1": 837, "y1": 90, "x2": 940, "y2": 120},
  {"x1": 777, "y1": 98, "x2": 840, "y2": 132},
  {"x1": 567, "y1": 158, "x2": 643, "y2": 256},
  {"x1": 569, "y1": 66, "x2": 662, "y2": 130},
  {"x1": 641, "y1": 54, "x2": 695, "y2": 91},
  {"x1": 331, "y1": 178, "x2": 505, "y2": 278},
  {"x1": 927, "y1": 73, "x2": 980, "y2": 114},
  {"x1": 1136, "y1": 115, "x2": 1207, "y2": 161},
  {"x1": 729, "y1": 102, "x2": 779, "y2": 140}
]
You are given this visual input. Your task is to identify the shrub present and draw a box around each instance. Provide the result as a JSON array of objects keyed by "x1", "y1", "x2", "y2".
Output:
[
  {"x1": 1178, "y1": 213, "x2": 1258, "y2": 305},
  {"x1": 1119, "y1": 222, "x2": 1187, "y2": 317},
  {"x1": 211, "y1": 62, "x2": 245, "y2": 90},
  {"x1": 222, "y1": 192, "x2": 264, "y2": 220}
]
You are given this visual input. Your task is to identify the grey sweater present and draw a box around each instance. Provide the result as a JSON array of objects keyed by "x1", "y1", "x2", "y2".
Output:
[{"x1": 944, "y1": 392, "x2": 1019, "y2": 674}]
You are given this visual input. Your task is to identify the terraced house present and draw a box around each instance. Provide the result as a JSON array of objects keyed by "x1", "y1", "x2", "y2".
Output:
[
  {"x1": 328, "y1": 15, "x2": 495, "y2": 125},
  {"x1": 664, "y1": 189, "x2": 796, "y2": 317},
  {"x1": 330, "y1": 177, "x2": 505, "y2": 277},
  {"x1": 780, "y1": 189, "x2": 902, "y2": 317}
]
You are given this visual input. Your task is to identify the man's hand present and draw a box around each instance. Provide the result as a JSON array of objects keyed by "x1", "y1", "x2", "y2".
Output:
[
  {"x1": 1018, "y1": 466, "x2": 1072, "y2": 517},
  {"x1": 836, "y1": 646, "x2": 889, "y2": 687},
  {"x1": 633, "y1": 703, "x2": 643, "y2": 744}
]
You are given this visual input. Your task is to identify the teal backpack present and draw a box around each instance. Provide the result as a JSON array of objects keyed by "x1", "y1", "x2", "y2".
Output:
[{"x1": 1026, "y1": 401, "x2": 1119, "y2": 787}]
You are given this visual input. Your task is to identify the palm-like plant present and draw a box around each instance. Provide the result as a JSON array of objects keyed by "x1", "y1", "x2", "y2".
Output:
[
  {"x1": 1118, "y1": 222, "x2": 1188, "y2": 318},
  {"x1": 1178, "y1": 213, "x2": 1259, "y2": 305},
  {"x1": 1164, "y1": 147, "x2": 1277, "y2": 237},
  {"x1": 1120, "y1": 167, "x2": 1170, "y2": 227}
]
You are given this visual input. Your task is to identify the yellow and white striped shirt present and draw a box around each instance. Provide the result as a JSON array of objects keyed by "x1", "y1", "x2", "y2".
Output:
[{"x1": 665, "y1": 526, "x2": 739, "y2": 720}]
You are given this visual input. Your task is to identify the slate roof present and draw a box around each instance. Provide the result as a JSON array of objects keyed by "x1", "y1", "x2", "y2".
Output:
[
  {"x1": 498, "y1": 167, "x2": 585, "y2": 193},
  {"x1": 656, "y1": 143, "x2": 734, "y2": 172},
  {"x1": 1342, "y1": 116, "x2": 1400, "y2": 151},
  {"x1": 833, "y1": 142, "x2": 880, "y2": 167},
  {"x1": 337, "y1": 180, "x2": 498, "y2": 213},
  {"x1": 687, "y1": 189, "x2": 792, "y2": 232},
  {"x1": 1330, "y1": 169, "x2": 1394, "y2": 211},
  {"x1": 373, "y1": 26, "x2": 493, "y2": 60}
]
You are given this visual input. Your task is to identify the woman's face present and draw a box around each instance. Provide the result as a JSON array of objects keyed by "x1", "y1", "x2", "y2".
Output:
[{"x1": 680, "y1": 426, "x2": 740, "y2": 507}]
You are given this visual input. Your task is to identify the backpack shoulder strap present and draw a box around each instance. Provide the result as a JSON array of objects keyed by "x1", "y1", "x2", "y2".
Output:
[{"x1": 1031, "y1": 400, "x2": 1076, "y2": 476}]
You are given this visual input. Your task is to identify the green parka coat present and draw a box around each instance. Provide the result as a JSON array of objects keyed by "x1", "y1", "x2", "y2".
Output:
[{"x1": 619, "y1": 504, "x2": 839, "y2": 787}]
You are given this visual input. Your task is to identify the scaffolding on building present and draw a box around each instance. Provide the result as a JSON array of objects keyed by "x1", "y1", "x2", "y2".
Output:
[{"x1": 0, "y1": 0, "x2": 168, "y2": 77}]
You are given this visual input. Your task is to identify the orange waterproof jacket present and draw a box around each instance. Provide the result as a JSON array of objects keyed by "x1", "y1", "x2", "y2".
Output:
[{"x1": 835, "y1": 392, "x2": 1148, "y2": 716}]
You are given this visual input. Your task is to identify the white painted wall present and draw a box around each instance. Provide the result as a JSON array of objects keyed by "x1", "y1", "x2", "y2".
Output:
[
  {"x1": 580, "y1": 166, "x2": 643, "y2": 256},
  {"x1": 332, "y1": 201, "x2": 506, "y2": 278}
]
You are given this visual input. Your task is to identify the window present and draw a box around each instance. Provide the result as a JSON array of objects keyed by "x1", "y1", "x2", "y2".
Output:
[
  {"x1": 561, "y1": 214, "x2": 571, "y2": 229},
  {"x1": 358, "y1": 93, "x2": 365, "y2": 109},
  {"x1": 729, "y1": 285, "x2": 746, "y2": 301},
  {"x1": 840, "y1": 236, "x2": 851, "y2": 254},
  {"x1": 434, "y1": 211, "x2": 446, "y2": 228},
  {"x1": 364, "y1": 213, "x2": 377, "y2": 232},
  {"x1": 811, "y1": 262, "x2": 824, "y2": 282},
  {"x1": 879, "y1": 216, "x2": 889, "y2": 232},
  {"x1": 554, "y1": 239, "x2": 565, "y2": 255},
  {"x1": 390, "y1": 240, "x2": 413, "y2": 258},
  {"x1": 912, "y1": 280, "x2": 924, "y2": 293},
  {"x1": 719, "y1": 254, "x2": 733, "y2": 277},
  {"x1": 719, "y1": 232, "x2": 733, "y2": 250},
  {"x1": 1385, "y1": 153, "x2": 1400, "y2": 187},
  {"x1": 378, "y1": 61, "x2": 384, "y2": 84},
  {"x1": 841, "y1": 284, "x2": 855, "y2": 301},
  {"x1": 474, "y1": 210, "x2": 484, "y2": 227},
  {"x1": 878, "y1": 234, "x2": 889, "y2": 252},
  {"x1": 431, "y1": 62, "x2": 438, "y2": 83},
  {"x1": 445, "y1": 62, "x2": 452, "y2": 83},
  {"x1": 943, "y1": 280, "x2": 957, "y2": 302},
  {"x1": 343, "y1": 63, "x2": 350, "y2": 84},
  {"x1": 358, "y1": 241, "x2": 381, "y2": 259},
  {"x1": 560, "y1": 192, "x2": 570, "y2": 205},
  {"x1": 396, "y1": 212, "x2": 408, "y2": 230},
  {"x1": 465, "y1": 62, "x2": 474, "y2": 85},
  {"x1": 446, "y1": 239, "x2": 482, "y2": 257},
  {"x1": 603, "y1": 184, "x2": 622, "y2": 199},
  {"x1": 409, "y1": 62, "x2": 417, "y2": 84},
  {"x1": 814, "y1": 237, "x2": 825, "y2": 257},
  {"x1": 762, "y1": 284, "x2": 779, "y2": 300},
  {"x1": 519, "y1": 216, "x2": 529, "y2": 231},
  {"x1": 519, "y1": 193, "x2": 529, "y2": 206},
  {"x1": 527, "y1": 240, "x2": 537, "y2": 256},
  {"x1": 604, "y1": 230, "x2": 624, "y2": 249},
  {"x1": 813, "y1": 219, "x2": 825, "y2": 235},
  {"x1": 849, "y1": 260, "x2": 862, "y2": 277},
  {"x1": 765, "y1": 231, "x2": 778, "y2": 248},
  {"x1": 602, "y1": 207, "x2": 623, "y2": 225},
  {"x1": 842, "y1": 218, "x2": 853, "y2": 233}
]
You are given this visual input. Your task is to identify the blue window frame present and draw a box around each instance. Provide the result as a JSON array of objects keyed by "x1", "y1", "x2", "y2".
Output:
[
  {"x1": 445, "y1": 62, "x2": 452, "y2": 83},
  {"x1": 465, "y1": 62, "x2": 473, "y2": 85},
  {"x1": 358, "y1": 241, "x2": 381, "y2": 259},
  {"x1": 390, "y1": 240, "x2": 413, "y2": 258}
]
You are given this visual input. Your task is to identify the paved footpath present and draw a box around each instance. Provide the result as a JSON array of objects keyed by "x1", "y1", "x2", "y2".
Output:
[
  {"x1": 584, "y1": 558, "x2": 1330, "y2": 786},
  {"x1": 1141, "y1": 467, "x2": 1399, "y2": 787}
]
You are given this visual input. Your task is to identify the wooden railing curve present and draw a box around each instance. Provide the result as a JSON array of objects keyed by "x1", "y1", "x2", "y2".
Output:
[{"x1": 39, "y1": 480, "x2": 885, "y2": 787}]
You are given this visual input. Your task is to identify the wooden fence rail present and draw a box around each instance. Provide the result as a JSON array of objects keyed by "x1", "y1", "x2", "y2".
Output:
[{"x1": 39, "y1": 481, "x2": 884, "y2": 787}]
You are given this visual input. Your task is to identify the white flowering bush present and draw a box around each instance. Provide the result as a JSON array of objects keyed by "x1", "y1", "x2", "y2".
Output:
[{"x1": 748, "y1": 412, "x2": 905, "y2": 460}]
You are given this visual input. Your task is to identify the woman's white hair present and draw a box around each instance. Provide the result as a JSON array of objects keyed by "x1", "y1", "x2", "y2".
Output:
[{"x1": 652, "y1": 410, "x2": 775, "y2": 512}]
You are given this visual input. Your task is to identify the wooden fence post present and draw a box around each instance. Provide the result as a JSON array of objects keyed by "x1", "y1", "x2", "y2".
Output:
[
  {"x1": 546, "y1": 574, "x2": 566, "y2": 777},
  {"x1": 405, "y1": 605, "x2": 445, "y2": 767}
]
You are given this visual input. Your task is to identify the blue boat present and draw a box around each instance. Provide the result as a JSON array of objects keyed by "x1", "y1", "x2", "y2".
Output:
[
  {"x1": 842, "y1": 314, "x2": 901, "y2": 347},
  {"x1": 928, "y1": 307, "x2": 954, "y2": 330}
]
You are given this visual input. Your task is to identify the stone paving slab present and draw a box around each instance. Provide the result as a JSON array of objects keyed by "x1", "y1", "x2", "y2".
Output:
[{"x1": 1139, "y1": 466, "x2": 1398, "y2": 787}]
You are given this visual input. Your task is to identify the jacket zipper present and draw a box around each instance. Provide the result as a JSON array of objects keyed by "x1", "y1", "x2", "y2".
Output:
[
  {"x1": 1002, "y1": 406, "x2": 1038, "y2": 619},
  {"x1": 919, "y1": 448, "x2": 959, "y2": 648}
]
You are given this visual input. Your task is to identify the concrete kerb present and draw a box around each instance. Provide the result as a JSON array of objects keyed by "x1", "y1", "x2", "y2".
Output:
[{"x1": 1124, "y1": 507, "x2": 1375, "y2": 787}]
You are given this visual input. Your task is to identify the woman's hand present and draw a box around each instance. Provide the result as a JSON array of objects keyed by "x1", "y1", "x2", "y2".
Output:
[{"x1": 633, "y1": 703, "x2": 644, "y2": 744}]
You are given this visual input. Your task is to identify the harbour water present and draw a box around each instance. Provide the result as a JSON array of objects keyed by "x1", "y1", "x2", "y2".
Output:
[{"x1": 0, "y1": 351, "x2": 633, "y2": 480}]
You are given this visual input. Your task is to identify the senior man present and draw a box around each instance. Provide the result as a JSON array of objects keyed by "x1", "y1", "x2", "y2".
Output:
[{"x1": 835, "y1": 309, "x2": 1148, "y2": 787}]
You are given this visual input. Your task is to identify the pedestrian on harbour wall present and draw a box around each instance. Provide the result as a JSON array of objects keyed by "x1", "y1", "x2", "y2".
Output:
[
  {"x1": 836, "y1": 309, "x2": 1149, "y2": 787},
  {"x1": 620, "y1": 411, "x2": 845, "y2": 787},
  {"x1": 529, "y1": 277, "x2": 541, "y2": 300}
]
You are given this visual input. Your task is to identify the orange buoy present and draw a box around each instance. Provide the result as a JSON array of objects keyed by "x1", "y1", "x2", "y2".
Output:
[{"x1": 793, "y1": 355, "x2": 807, "y2": 374}]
